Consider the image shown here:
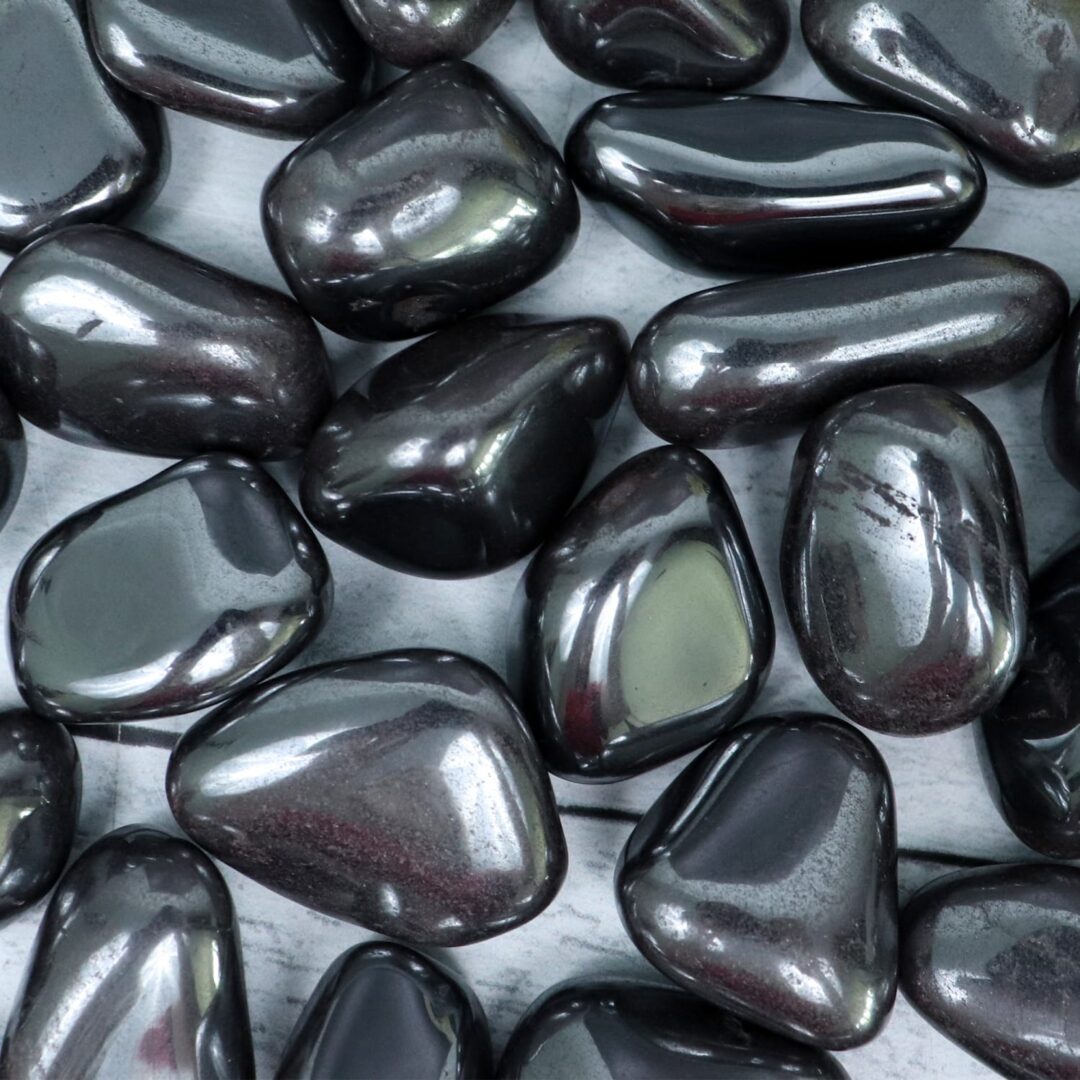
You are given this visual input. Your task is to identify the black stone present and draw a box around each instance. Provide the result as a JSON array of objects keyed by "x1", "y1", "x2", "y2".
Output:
[
  {"x1": 1043, "y1": 300, "x2": 1080, "y2": 491},
  {"x1": 0, "y1": 386, "x2": 26, "y2": 533}
]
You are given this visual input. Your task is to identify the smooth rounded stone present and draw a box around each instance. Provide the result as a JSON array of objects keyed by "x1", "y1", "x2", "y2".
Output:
[
  {"x1": 0, "y1": 225, "x2": 334, "y2": 459},
  {"x1": 901, "y1": 863, "x2": 1080, "y2": 1079},
  {"x1": 87, "y1": 0, "x2": 372, "y2": 137},
  {"x1": 0, "y1": 0, "x2": 165, "y2": 253},
  {"x1": 0, "y1": 825, "x2": 252, "y2": 1079},
  {"x1": 564, "y1": 93, "x2": 985, "y2": 274},
  {"x1": 0, "y1": 386, "x2": 26, "y2": 533},
  {"x1": 10, "y1": 454, "x2": 331, "y2": 723},
  {"x1": 533, "y1": 0, "x2": 789, "y2": 91},
  {"x1": 0, "y1": 710, "x2": 80, "y2": 919},
  {"x1": 802, "y1": 0, "x2": 1080, "y2": 186},
  {"x1": 300, "y1": 315, "x2": 626, "y2": 577},
  {"x1": 514, "y1": 446, "x2": 773, "y2": 782},
  {"x1": 277, "y1": 941, "x2": 492, "y2": 1080},
  {"x1": 632, "y1": 249, "x2": 1069, "y2": 448},
  {"x1": 498, "y1": 978, "x2": 850, "y2": 1079},
  {"x1": 781, "y1": 383, "x2": 1028, "y2": 736},
  {"x1": 167, "y1": 650, "x2": 567, "y2": 946},
  {"x1": 1044, "y1": 300, "x2": 1080, "y2": 491},
  {"x1": 263, "y1": 61, "x2": 579, "y2": 341},
  {"x1": 616, "y1": 713, "x2": 898, "y2": 1050}
]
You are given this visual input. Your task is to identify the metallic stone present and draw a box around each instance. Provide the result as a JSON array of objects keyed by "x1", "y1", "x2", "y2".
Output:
[
  {"x1": 10, "y1": 454, "x2": 332, "y2": 722},
  {"x1": 263, "y1": 62, "x2": 579, "y2": 341},
  {"x1": 781, "y1": 383, "x2": 1028, "y2": 736},
  {"x1": 300, "y1": 315, "x2": 626, "y2": 577},
  {"x1": 617, "y1": 713, "x2": 898, "y2": 1050},
  {"x1": 564, "y1": 93, "x2": 984, "y2": 273},
  {"x1": 1044, "y1": 300, "x2": 1080, "y2": 491},
  {"x1": 513, "y1": 446, "x2": 772, "y2": 782},
  {"x1": 167, "y1": 650, "x2": 566, "y2": 946},
  {"x1": 0, "y1": 386, "x2": 26, "y2": 533}
]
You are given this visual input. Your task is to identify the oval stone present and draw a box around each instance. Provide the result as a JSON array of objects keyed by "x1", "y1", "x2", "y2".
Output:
[
  {"x1": 0, "y1": 386, "x2": 26, "y2": 533},
  {"x1": 277, "y1": 941, "x2": 492, "y2": 1080},
  {"x1": 514, "y1": 446, "x2": 773, "y2": 782},
  {"x1": 263, "y1": 62, "x2": 579, "y2": 342},
  {"x1": 167, "y1": 651, "x2": 566, "y2": 946},
  {"x1": 1044, "y1": 300, "x2": 1080, "y2": 491},
  {"x1": 632, "y1": 249, "x2": 1068, "y2": 448},
  {"x1": 533, "y1": 0, "x2": 789, "y2": 91},
  {"x1": 0, "y1": 0, "x2": 166, "y2": 252},
  {"x1": 0, "y1": 225, "x2": 334, "y2": 459},
  {"x1": 901, "y1": 863, "x2": 1080, "y2": 1078},
  {"x1": 616, "y1": 713, "x2": 898, "y2": 1050},
  {"x1": 10, "y1": 454, "x2": 332, "y2": 722},
  {"x1": 802, "y1": 0, "x2": 1080, "y2": 185},
  {"x1": 0, "y1": 710, "x2": 80, "y2": 919},
  {"x1": 781, "y1": 383, "x2": 1027, "y2": 736},
  {"x1": 564, "y1": 93, "x2": 984, "y2": 273},
  {"x1": 87, "y1": 0, "x2": 372, "y2": 137},
  {"x1": 300, "y1": 315, "x2": 626, "y2": 577}
]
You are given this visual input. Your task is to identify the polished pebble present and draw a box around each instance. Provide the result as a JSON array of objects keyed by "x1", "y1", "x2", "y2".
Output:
[
  {"x1": 0, "y1": 0, "x2": 165, "y2": 252},
  {"x1": 533, "y1": 0, "x2": 789, "y2": 91},
  {"x1": 1044, "y1": 299, "x2": 1080, "y2": 491},
  {"x1": 498, "y1": 978, "x2": 850, "y2": 1079},
  {"x1": 632, "y1": 249, "x2": 1068, "y2": 447},
  {"x1": 617, "y1": 713, "x2": 898, "y2": 1049},
  {"x1": 803, "y1": 0, "x2": 1080, "y2": 185},
  {"x1": 564, "y1": 93, "x2": 984, "y2": 273},
  {"x1": 782, "y1": 383, "x2": 1028, "y2": 736},
  {"x1": 301, "y1": 315, "x2": 626, "y2": 577},
  {"x1": 0, "y1": 387, "x2": 26, "y2": 533},
  {"x1": 277, "y1": 941, "x2": 492, "y2": 1080},
  {"x1": 0, "y1": 710, "x2": 80, "y2": 920},
  {"x1": 87, "y1": 0, "x2": 372, "y2": 137},
  {"x1": 263, "y1": 61, "x2": 579, "y2": 341},
  {"x1": 0, "y1": 224, "x2": 334, "y2": 459},
  {"x1": 10, "y1": 454, "x2": 331, "y2": 722},
  {"x1": 0, "y1": 825, "x2": 253, "y2": 1079},
  {"x1": 167, "y1": 650, "x2": 566, "y2": 946},
  {"x1": 901, "y1": 863, "x2": 1080, "y2": 1078},
  {"x1": 513, "y1": 446, "x2": 773, "y2": 781}
]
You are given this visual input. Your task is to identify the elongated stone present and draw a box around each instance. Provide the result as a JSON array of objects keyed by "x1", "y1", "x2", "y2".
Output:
[
  {"x1": 514, "y1": 446, "x2": 772, "y2": 781},
  {"x1": 803, "y1": 0, "x2": 1080, "y2": 185},
  {"x1": 498, "y1": 979, "x2": 850, "y2": 1079},
  {"x1": 0, "y1": 225, "x2": 334, "y2": 459},
  {"x1": 565, "y1": 93, "x2": 984, "y2": 273},
  {"x1": 632, "y1": 249, "x2": 1068, "y2": 448},
  {"x1": 534, "y1": 0, "x2": 789, "y2": 91},
  {"x1": 616, "y1": 713, "x2": 898, "y2": 1050},
  {"x1": 0, "y1": 710, "x2": 80, "y2": 919},
  {"x1": 167, "y1": 651, "x2": 566, "y2": 946},
  {"x1": 263, "y1": 62, "x2": 579, "y2": 341},
  {"x1": 0, "y1": 0, "x2": 166, "y2": 252},
  {"x1": 901, "y1": 863, "x2": 1080, "y2": 1078},
  {"x1": 0, "y1": 825, "x2": 253, "y2": 1079},
  {"x1": 10, "y1": 454, "x2": 332, "y2": 722},
  {"x1": 301, "y1": 315, "x2": 626, "y2": 577},
  {"x1": 782, "y1": 383, "x2": 1027, "y2": 736},
  {"x1": 1044, "y1": 300, "x2": 1080, "y2": 491},
  {"x1": 0, "y1": 387, "x2": 26, "y2": 532},
  {"x1": 277, "y1": 942, "x2": 492, "y2": 1080}
]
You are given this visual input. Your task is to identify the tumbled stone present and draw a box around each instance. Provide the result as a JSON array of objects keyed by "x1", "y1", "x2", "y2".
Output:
[
  {"x1": 0, "y1": 387, "x2": 25, "y2": 533},
  {"x1": 1044, "y1": 299, "x2": 1080, "y2": 491}
]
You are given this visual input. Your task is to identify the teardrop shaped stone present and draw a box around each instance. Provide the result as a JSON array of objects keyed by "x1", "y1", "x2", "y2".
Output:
[
  {"x1": 1044, "y1": 300, "x2": 1080, "y2": 491},
  {"x1": 498, "y1": 979, "x2": 850, "y2": 1079},
  {"x1": 803, "y1": 0, "x2": 1080, "y2": 185},
  {"x1": 0, "y1": 710, "x2": 80, "y2": 919},
  {"x1": 616, "y1": 713, "x2": 898, "y2": 1050},
  {"x1": 300, "y1": 315, "x2": 626, "y2": 577},
  {"x1": 263, "y1": 62, "x2": 580, "y2": 341},
  {"x1": 782, "y1": 383, "x2": 1028, "y2": 736},
  {"x1": 0, "y1": 0, "x2": 166, "y2": 253},
  {"x1": 901, "y1": 863, "x2": 1080, "y2": 1078},
  {"x1": 514, "y1": 446, "x2": 772, "y2": 781},
  {"x1": 87, "y1": 0, "x2": 372, "y2": 137},
  {"x1": 277, "y1": 941, "x2": 492, "y2": 1080},
  {"x1": 565, "y1": 94, "x2": 984, "y2": 273},
  {"x1": 167, "y1": 650, "x2": 566, "y2": 946},
  {"x1": 0, "y1": 386, "x2": 26, "y2": 532},
  {"x1": 632, "y1": 249, "x2": 1068, "y2": 448},
  {"x1": 10, "y1": 454, "x2": 332, "y2": 722},
  {"x1": 534, "y1": 0, "x2": 789, "y2": 91},
  {"x1": 0, "y1": 825, "x2": 254, "y2": 1079}
]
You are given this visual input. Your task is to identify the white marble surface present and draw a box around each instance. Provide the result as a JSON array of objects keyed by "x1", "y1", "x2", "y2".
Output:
[{"x1": 1, "y1": 1, "x2": 1076, "y2": 1076}]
